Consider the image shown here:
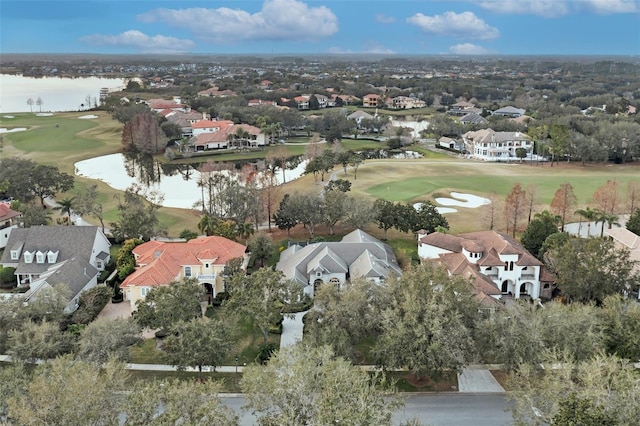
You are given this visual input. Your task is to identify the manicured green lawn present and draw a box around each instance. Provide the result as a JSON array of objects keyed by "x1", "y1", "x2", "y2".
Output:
[{"x1": 6, "y1": 118, "x2": 101, "y2": 153}]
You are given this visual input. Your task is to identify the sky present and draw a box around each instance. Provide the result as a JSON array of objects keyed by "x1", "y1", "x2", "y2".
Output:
[{"x1": 1, "y1": 0, "x2": 639, "y2": 56}]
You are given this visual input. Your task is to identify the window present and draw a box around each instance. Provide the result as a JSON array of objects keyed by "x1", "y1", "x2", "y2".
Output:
[
  {"x1": 316, "y1": 271, "x2": 322, "y2": 277},
  {"x1": 47, "y1": 251, "x2": 58, "y2": 263},
  {"x1": 23, "y1": 251, "x2": 33, "y2": 263},
  {"x1": 10, "y1": 250, "x2": 18, "y2": 260},
  {"x1": 184, "y1": 266, "x2": 192, "y2": 277},
  {"x1": 205, "y1": 263, "x2": 210, "y2": 269},
  {"x1": 96, "y1": 260, "x2": 103, "y2": 270},
  {"x1": 141, "y1": 287, "x2": 150, "y2": 297},
  {"x1": 36, "y1": 252, "x2": 45, "y2": 264}
]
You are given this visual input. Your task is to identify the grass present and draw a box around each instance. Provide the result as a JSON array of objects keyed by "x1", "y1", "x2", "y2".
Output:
[
  {"x1": 386, "y1": 370, "x2": 458, "y2": 392},
  {"x1": 126, "y1": 370, "x2": 242, "y2": 392}
]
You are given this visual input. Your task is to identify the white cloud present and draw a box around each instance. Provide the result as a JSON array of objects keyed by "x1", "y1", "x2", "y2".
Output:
[
  {"x1": 137, "y1": 0, "x2": 338, "y2": 43},
  {"x1": 476, "y1": 0, "x2": 637, "y2": 16},
  {"x1": 80, "y1": 30, "x2": 195, "y2": 53},
  {"x1": 407, "y1": 11, "x2": 500, "y2": 40},
  {"x1": 449, "y1": 43, "x2": 491, "y2": 55},
  {"x1": 583, "y1": 0, "x2": 638, "y2": 14},
  {"x1": 375, "y1": 14, "x2": 396, "y2": 24},
  {"x1": 477, "y1": 0, "x2": 568, "y2": 17}
]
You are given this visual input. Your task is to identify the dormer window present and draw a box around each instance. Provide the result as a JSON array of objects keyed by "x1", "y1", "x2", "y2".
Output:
[
  {"x1": 47, "y1": 250, "x2": 59, "y2": 263},
  {"x1": 23, "y1": 251, "x2": 33, "y2": 263},
  {"x1": 36, "y1": 251, "x2": 45, "y2": 264},
  {"x1": 10, "y1": 250, "x2": 19, "y2": 260}
]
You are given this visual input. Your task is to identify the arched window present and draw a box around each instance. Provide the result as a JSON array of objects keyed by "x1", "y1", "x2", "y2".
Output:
[
  {"x1": 329, "y1": 277, "x2": 340, "y2": 288},
  {"x1": 509, "y1": 261, "x2": 514, "y2": 271},
  {"x1": 519, "y1": 283, "x2": 528, "y2": 294},
  {"x1": 184, "y1": 266, "x2": 192, "y2": 277},
  {"x1": 501, "y1": 281, "x2": 509, "y2": 293},
  {"x1": 313, "y1": 279, "x2": 323, "y2": 292}
]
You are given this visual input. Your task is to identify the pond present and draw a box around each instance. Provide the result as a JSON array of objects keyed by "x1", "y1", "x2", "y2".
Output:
[{"x1": 74, "y1": 153, "x2": 309, "y2": 209}]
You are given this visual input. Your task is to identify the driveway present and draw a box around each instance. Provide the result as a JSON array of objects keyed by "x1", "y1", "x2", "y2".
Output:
[
  {"x1": 457, "y1": 369, "x2": 505, "y2": 393},
  {"x1": 97, "y1": 300, "x2": 132, "y2": 319},
  {"x1": 280, "y1": 310, "x2": 308, "y2": 348}
]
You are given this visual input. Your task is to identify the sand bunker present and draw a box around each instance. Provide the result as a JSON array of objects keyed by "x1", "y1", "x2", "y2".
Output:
[
  {"x1": 3, "y1": 115, "x2": 15, "y2": 118},
  {"x1": 413, "y1": 192, "x2": 490, "y2": 215},
  {"x1": 0, "y1": 127, "x2": 27, "y2": 134},
  {"x1": 36, "y1": 113, "x2": 53, "y2": 116},
  {"x1": 78, "y1": 114, "x2": 98, "y2": 119},
  {"x1": 435, "y1": 192, "x2": 491, "y2": 208}
]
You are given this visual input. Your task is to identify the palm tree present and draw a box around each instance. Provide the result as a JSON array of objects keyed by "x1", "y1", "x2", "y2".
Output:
[
  {"x1": 54, "y1": 197, "x2": 75, "y2": 226},
  {"x1": 236, "y1": 222, "x2": 255, "y2": 243},
  {"x1": 27, "y1": 98, "x2": 34, "y2": 112},
  {"x1": 198, "y1": 214, "x2": 218, "y2": 236},
  {"x1": 600, "y1": 212, "x2": 620, "y2": 237},
  {"x1": 574, "y1": 207, "x2": 600, "y2": 237},
  {"x1": 36, "y1": 97, "x2": 43, "y2": 112}
]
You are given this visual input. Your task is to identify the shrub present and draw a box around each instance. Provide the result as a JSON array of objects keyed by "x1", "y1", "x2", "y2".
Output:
[
  {"x1": 0, "y1": 266, "x2": 16, "y2": 287},
  {"x1": 256, "y1": 342, "x2": 279, "y2": 364},
  {"x1": 71, "y1": 286, "x2": 112, "y2": 324}
]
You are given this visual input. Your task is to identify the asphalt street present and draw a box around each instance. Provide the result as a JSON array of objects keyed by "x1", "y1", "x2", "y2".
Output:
[{"x1": 221, "y1": 394, "x2": 513, "y2": 426}]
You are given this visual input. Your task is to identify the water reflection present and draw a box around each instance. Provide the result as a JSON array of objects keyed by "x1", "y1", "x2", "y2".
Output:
[{"x1": 75, "y1": 153, "x2": 308, "y2": 209}]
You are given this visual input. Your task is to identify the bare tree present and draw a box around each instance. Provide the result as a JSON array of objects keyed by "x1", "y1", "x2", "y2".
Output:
[
  {"x1": 626, "y1": 180, "x2": 640, "y2": 214},
  {"x1": 36, "y1": 97, "x2": 43, "y2": 112},
  {"x1": 26, "y1": 98, "x2": 34, "y2": 112},
  {"x1": 591, "y1": 180, "x2": 620, "y2": 215},
  {"x1": 550, "y1": 182, "x2": 577, "y2": 232},
  {"x1": 504, "y1": 183, "x2": 527, "y2": 237}
]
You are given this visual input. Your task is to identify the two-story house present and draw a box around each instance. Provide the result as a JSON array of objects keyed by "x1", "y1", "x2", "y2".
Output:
[
  {"x1": 276, "y1": 229, "x2": 402, "y2": 298},
  {"x1": 0, "y1": 203, "x2": 21, "y2": 249},
  {"x1": 418, "y1": 231, "x2": 553, "y2": 305},
  {"x1": 120, "y1": 236, "x2": 247, "y2": 310},
  {"x1": 463, "y1": 128, "x2": 533, "y2": 161},
  {"x1": 363, "y1": 94, "x2": 382, "y2": 108},
  {"x1": 0, "y1": 226, "x2": 111, "y2": 312}
]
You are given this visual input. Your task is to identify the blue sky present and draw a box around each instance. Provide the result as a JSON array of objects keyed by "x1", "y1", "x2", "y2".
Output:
[{"x1": 1, "y1": 0, "x2": 639, "y2": 55}]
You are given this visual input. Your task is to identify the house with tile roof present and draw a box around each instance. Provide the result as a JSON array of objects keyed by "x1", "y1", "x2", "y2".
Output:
[
  {"x1": 189, "y1": 121, "x2": 265, "y2": 151},
  {"x1": 276, "y1": 229, "x2": 402, "y2": 298},
  {"x1": 418, "y1": 230, "x2": 552, "y2": 306},
  {"x1": 0, "y1": 226, "x2": 111, "y2": 312},
  {"x1": 0, "y1": 203, "x2": 22, "y2": 249},
  {"x1": 120, "y1": 236, "x2": 247, "y2": 309},
  {"x1": 463, "y1": 128, "x2": 533, "y2": 161}
]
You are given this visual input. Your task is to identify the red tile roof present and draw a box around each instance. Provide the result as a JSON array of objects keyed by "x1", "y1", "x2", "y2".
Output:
[
  {"x1": 0, "y1": 203, "x2": 21, "y2": 222},
  {"x1": 122, "y1": 236, "x2": 246, "y2": 288}
]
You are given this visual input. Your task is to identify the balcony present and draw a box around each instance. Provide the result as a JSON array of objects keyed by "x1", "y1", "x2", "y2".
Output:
[
  {"x1": 519, "y1": 274, "x2": 535, "y2": 281},
  {"x1": 196, "y1": 274, "x2": 216, "y2": 281}
]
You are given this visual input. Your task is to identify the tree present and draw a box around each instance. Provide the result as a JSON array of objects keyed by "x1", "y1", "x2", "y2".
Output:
[
  {"x1": 375, "y1": 265, "x2": 478, "y2": 379},
  {"x1": 504, "y1": 183, "x2": 527, "y2": 237},
  {"x1": 15, "y1": 202, "x2": 52, "y2": 226},
  {"x1": 321, "y1": 189, "x2": 347, "y2": 235},
  {"x1": 179, "y1": 229, "x2": 198, "y2": 241},
  {"x1": 248, "y1": 231, "x2": 274, "y2": 268},
  {"x1": 54, "y1": 196, "x2": 75, "y2": 225},
  {"x1": 525, "y1": 184, "x2": 539, "y2": 224},
  {"x1": 7, "y1": 320, "x2": 74, "y2": 363},
  {"x1": 343, "y1": 196, "x2": 375, "y2": 230},
  {"x1": 36, "y1": 96, "x2": 43, "y2": 112},
  {"x1": 574, "y1": 206, "x2": 600, "y2": 238},
  {"x1": 600, "y1": 296, "x2": 640, "y2": 360},
  {"x1": 257, "y1": 168, "x2": 280, "y2": 232},
  {"x1": 479, "y1": 191, "x2": 500, "y2": 230},
  {"x1": 122, "y1": 110, "x2": 168, "y2": 154},
  {"x1": 116, "y1": 238, "x2": 143, "y2": 280},
  {"x1": 336, "y1": 150, "x2": 352, "y2": 176},
  {"x1": 124, "y1": 379, "x2": 238, "y2": 426},
  {"x1": 241, "y1": 344, "x2": 402, "y2": 426},
  {"x1": 508, "y1": 353, "x2": 640, "y2": 426},
  {"x1": 6, "y1": 357, "x2": 127, "y2": 426},
  {"x1": 287, "y1": 192, "x2": 324, "y2": 238},
  {"x1": 325, "y1": 178, "x2": 351, "y2": 192},
  {"x1": 134, "y1": 279, "x2": 203, "y2": 331},
  {"x1": 110, "y1": 185, "x2": 164, "y2": 242},
  {"x1": 225, "y1": 267, "x2": 301, "y2": 343},
  {"x1": 236, "y1": 221, "x2": 255, "y2": 243},
  {"x1": 550, "y1": 182, "x2": 577, "y2": 232},
  {"x1": 626, "y1": 208, "x2": 640, "y2": 235},
  {"x1": 266, "y1": 145, "x2": 290, "y2": 183},
  {"x1": 162, "y1": 318, "x2": 233, "y2": 381},
  {"x1": 515, "y1": 147, "x2": 527, "y2": 162},
  {"x1": 31, "y1": 164, "x2": 74, "y2": 208},
  {"x1": 305, "y1": 279, "x2": 385, "y2": 361},
  {"x1": 412, "y1": 201, "x2": 449, "y2": 234},
  {"x1": 273, "y1": 194, "x2": 297, "y2": 237},
  {"x1": 26, "y1": 98, "x2": 34, "y2": 112},
  {"x1": 373, "y1": 198, "x2": 397, "y2": 240},
  {"x1": 548, "y1": 123, "x2": 569, "y2": 166},
  {"x1": 520, "y1": 210, "x2": 559, "y2": 259},
  {"x1": 349, "y1": 152, "x2": 364, "y2": 179},
  {"x1": 77, "y1": 318, "x2": 141, "y2": 365},
  {"x1": 544, "y1": 237, "x2": 639, "y2": 303},
  {"x1": 591, "y1": 179, "x2": 620, "y2": 216},
  {"x1": 626, "y1": 180, "x2": 640, "y2": 214},
  {"x1": 74, "y1": 184, "x2": 106, "y2": 232}
]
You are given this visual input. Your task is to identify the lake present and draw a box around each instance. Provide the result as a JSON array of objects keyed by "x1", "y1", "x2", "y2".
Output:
[
  {"x1": 0, "y1": 74, "x2": 125, "y2": 113},
  {"x1": 74, "y1": 154, "x2": 309, "y2": 209}
]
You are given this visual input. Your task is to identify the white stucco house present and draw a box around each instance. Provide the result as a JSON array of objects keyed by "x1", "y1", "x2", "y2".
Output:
[
  {"x1": 0, "y1": 203, "x2": 22, "y2": 249},
  {"x1": 463, "y1": 128, "x2": 533, "y2": 161},
  {"x1": 0, "y1": 226, "x2": 111, "y2": 313},
  {"x1": 418, "y1": 230, "x2": 554, "y2": 306},
  {"x1": 276, "y1": 229, "x2": 402, "y2": 298}
]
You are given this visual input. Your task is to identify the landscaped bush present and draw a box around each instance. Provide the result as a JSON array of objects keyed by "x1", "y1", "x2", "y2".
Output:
[
  {"x1": 0, "y1": 266, "x2": 16, "y2": 288},
  {"x1": 281, "y1": 295, "x2": 313, "y2": 313},
  {"x1": 71, "y1": 285, "x2": 112, "y2": 324},
  {"x1": 256, "y1": 342, "x2": 279, "y2": 364}
]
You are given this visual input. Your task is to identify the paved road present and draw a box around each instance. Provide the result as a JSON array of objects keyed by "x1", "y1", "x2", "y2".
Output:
[{"x1": 221, "y1": 394, "x2": 513, "y2": 426}]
